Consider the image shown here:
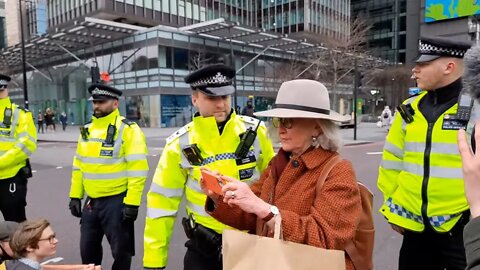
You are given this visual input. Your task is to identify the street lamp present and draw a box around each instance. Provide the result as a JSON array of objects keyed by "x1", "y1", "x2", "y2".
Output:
[{"x1": 19, "y1": 0, "x2": 29, "y2": 109}]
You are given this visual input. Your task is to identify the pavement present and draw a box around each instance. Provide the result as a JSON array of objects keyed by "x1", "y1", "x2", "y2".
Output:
[{"x1": 38, "y1": 122, "x2": 387, "y2": 146}]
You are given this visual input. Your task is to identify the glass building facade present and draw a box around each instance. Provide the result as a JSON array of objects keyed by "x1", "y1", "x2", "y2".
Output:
[
  {"x1": 8, "y1": 26, "x2": 291, "y2": 127},
  {"x1": 351, "y1": 0, "x2": 406, "y2": 63},
  {"x1": 47, "y1": 0, "x2": 350, "y2": 37},
  {"x1": 0, "y1": 0, "x2": 5, "y2": 49}
]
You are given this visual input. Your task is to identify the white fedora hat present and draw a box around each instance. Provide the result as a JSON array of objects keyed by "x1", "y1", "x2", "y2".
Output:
[{"x1": 254, "y1": 79, "x2": 345, "y2": 122}]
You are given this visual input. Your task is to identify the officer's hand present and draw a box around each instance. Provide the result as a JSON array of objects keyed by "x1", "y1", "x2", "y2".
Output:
[
  {"x1": 390, "y1": 223, "x2": 405, "y2": 235},
  {"x1": 122, "y1": 204, "x2": 139, "y2": 222},
  {"x1": 69, "y1": 198, "x2": 82, "y2": 218},
  {"x1": 459, "y1": 125, "x2": 480, "y2": 218}
]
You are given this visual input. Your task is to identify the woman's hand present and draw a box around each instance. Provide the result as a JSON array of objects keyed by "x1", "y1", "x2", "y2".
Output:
[
  {"x1": 220, "y1": 175, "x2": 271, "y2": 218},
  {"x1": 458, "y1": 123, "x2": 480, "y2": 218}
]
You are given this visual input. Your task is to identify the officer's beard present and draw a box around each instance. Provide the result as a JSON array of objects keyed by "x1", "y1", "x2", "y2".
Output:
[{"x1": 94, "y1": 108, "x2": 114, "y2": 118}]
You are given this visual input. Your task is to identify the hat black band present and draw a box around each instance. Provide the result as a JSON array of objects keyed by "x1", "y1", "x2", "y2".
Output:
[{"x1": 273, "y1": 104, "x2": 330, "y2": 115}]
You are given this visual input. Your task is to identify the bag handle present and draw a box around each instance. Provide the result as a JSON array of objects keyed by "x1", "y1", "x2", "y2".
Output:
[
  {"x1": 315, "y1": 155, "x2": 369, "y2": 270},
  {"x1": 273, "y1": 214, "x2": 283, "y2": 240}
]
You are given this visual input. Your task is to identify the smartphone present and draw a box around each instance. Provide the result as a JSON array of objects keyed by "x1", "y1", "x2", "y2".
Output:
[{"x1": 201, "y1": 170, "x2": 227, "y2": 195}]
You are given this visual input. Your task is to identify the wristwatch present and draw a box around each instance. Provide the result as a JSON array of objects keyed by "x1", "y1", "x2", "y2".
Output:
[{"x1": 262, "y1": 205, "x2": 279, "y2": 222}]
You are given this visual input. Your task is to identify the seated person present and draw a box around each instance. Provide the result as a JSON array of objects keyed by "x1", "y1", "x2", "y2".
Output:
[{"x1": 6, "y1": 219, "x2": 99, "y2": 270}]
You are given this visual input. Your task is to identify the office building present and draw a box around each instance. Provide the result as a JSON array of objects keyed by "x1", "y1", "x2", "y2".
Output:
[{"x1": 351, "y1": 0, "x2": 406, "y2": 64}]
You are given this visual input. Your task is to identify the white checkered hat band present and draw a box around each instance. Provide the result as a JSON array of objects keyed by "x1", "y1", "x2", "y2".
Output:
[
  {"x1": 418, "y1": 40, "x2": 466, "y2": 57},
  {"x1": 190, "y1": 72, "x2": 232, "y2": 88},
  {"x1": 0, "y1": 80, "x2": 8, "y2": 86},
  {"x1": 91, "y1": 88, "x2": 119, "y2": 98}
]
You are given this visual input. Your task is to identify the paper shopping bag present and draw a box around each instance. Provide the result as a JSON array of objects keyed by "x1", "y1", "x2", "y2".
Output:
[{"x1": 222, "y1": 217, "x2": 345, "y2": 270}]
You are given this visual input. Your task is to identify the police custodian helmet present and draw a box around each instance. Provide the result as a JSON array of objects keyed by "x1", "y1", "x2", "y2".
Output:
[{"x1": 184, "y1": 64, "x2": 236, "y2": 97}]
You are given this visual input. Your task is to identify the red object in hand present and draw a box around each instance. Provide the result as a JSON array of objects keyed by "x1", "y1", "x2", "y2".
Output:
[{"x1": 201, "y1": 170, "x2": 228, "y2": 195}]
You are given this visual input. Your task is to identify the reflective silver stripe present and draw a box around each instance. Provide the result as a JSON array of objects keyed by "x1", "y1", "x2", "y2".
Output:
[
  {"x1": 125, "y1": 154, "x2": 147, "y2": 162},
  {"x1": 179, "y1": 132, "x2": 192, "y2": 169},
  {"x1": 403, "y1": 162, "x2": 463, "y2": 179},
  {"x1": 186, "y1": 177, "x2": 202, "y2": 193},
  {"x1": 87, "y1": 138, "x2": 104, "y2": 143},
  {"x1": 384, "y1": 141, "x2": 404, "y2": 159},
  {"x1": 16, "y1": 142, "x2": 32, "y2": 156},
  {"x1": 76, "y1": 155, "x2": 123, "y2": 165},
  {"x1": 126, "y1": 170, "x2": 149, "y2": 177},
  {"x1": 83, "y1": 171, "x2": 126, "y2": 180},
  {"x1": 72, "y1": 166, "x2": 80, "y2": 171},
  {"x1": 0, "y1": 137, "x2": 16, "y2": 142},
  {"x1": 9, "y1": 108, "x2": 20, "y2": 138},
  {"x1": 149, "y1": 182, "x2": 184, "y2": 198},
  {"x1": 112, "y1": 123, "x2": 126, "y2": 158},
  {"x1": 147, "y1": 207, "x2": 178, "y2": 218},
  {"x1": 18, "y1": 132, "x2": 36, "y2": 143},
  {"x1": 186, "y1": 201, "x2": 209, "y2": 217},
  {"x1": 380, "y1": 160, "x2": 403, "y2": 170},
  {"x1": 405, "y1": 142, "x2": 459, "y2": 155}
]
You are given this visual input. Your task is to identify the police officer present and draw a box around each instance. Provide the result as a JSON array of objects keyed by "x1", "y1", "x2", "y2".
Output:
[
  {"x1": 143, "y1": 64, "x2": 275, "y2": 270},
  {"x1": 378, "y1": 36, "x2": 472, "y2": 269},
  {"x1": 68, "y1": 83, "x2": 149, "y2": 270},
  {"x1": 0, "y1": 74, "x2": 37, "y2": 223}
]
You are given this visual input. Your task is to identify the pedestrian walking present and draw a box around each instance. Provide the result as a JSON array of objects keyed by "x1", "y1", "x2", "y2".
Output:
[
  {"x1": 59, "y1": 112, "x2": 67, "y2": 131},
  {"x1": 0, "y1": 74, "x2": 37, "y2": 223},
  {"x1": 143, "y1": 64, "x2": 275, "y2": 270},
  {"x1": 377, "y1": 36, "x2": 472, "y2": 269},
  {"x1": 241, "y1": 96, "x2": 255, "y2": 117},
  {"x1": 68, "y1": 83, "x2": 149, "y2": 270},
  {"x1": 44, "y1": 108, "x2": 55, "y2": 133},
  {"x1": 37, "y1": 110, "x2": 44, "y2": 134},
  {"x1": 202, "y1": 79, "x2": 362, "y2": 270},
  {"x1": 380, "y1": 105, "x2": 392, "y2": 131}
]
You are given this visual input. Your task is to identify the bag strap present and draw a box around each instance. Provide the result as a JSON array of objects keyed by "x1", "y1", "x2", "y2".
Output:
[
  {"x1": 315, "y1": 155, "x2": 369, "y2": 270},
  {"x1": 315, "y1": 154, "x2": 342, "y2": 192}
]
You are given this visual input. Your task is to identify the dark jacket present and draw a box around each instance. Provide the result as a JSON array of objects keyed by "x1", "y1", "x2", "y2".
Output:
[
  {"x1": 465, "y1": 216, "x2": 480, "y2": 269},
  {"x1": 5, "y1": 260, "x2": 38, "y2": 270}
]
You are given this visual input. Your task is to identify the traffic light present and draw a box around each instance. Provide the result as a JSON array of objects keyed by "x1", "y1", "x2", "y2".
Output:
[
  {"x1": 355, "y1": 71, "x2": 364, "y2": 88},
  {"x1": 91, "y1": 66, "x2": 100, "y2": 83}
]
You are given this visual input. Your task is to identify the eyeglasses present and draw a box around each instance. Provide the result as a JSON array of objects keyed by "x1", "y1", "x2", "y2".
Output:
[
  {"x1": 272, "y1": 117, "x2": 293, "y2": 129},
  {"x1": 39, "y1": 234, "x2": 56, "y2": 244}
]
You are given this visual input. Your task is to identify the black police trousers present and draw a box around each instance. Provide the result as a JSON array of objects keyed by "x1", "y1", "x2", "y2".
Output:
[
  {"x1": 183, "y1": 229, "x2": 222, "y2": 270},
  {"x1": 0, "y1": 171, "x2": 27, "y2": 222},
  {"x1": 80, "y1": 192, "x2": 133, "y2": 270},
  {"x1": 399, "y1": 214, "x2": 469, "y2": 270}
]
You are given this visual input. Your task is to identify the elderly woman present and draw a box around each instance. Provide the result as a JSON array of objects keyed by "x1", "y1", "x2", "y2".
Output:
[
  {"x1": 202, "y1": 79, "x2": 362, "y2": 269},
  {"x1": 5, "y1": 219, "x2": 98, "y2": 270}
]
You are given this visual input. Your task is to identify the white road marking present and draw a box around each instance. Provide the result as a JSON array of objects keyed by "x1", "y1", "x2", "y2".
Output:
[
  {"x1": 32, "y1": 170, "x2": 37, "y2": 173},
  {"x1": 367, "y1": 152, "x2": 383, "y2": 155},
  {"x1": 56, "y1": 166, "x2": 63, "y2": 169}
]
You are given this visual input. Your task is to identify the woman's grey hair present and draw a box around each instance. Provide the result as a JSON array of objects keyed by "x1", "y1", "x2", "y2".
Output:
[{"x1": 313, "y1": 119, "x2": 343, "y2": 152}]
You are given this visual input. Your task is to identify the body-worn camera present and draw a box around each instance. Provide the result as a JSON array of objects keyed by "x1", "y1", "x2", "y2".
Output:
[{"x1": 182, "y1": 144, "x2": 203, "y2": 166}]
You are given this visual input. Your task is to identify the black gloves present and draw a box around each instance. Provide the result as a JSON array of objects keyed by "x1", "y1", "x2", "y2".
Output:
[
  {"x1": 69, "y1": 198, "x2": 82, "y2": 218},
  {"x1": 122, "y1": 204, "x2": 139, "y2": 222}
]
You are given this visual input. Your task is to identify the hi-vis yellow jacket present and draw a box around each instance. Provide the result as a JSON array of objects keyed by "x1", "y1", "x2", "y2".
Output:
[
  {"x1": 0, "y1": 97, "x2": 37, "y2": 179},
  {"x1": 378, "y1": 92, "x2": 468, "y2": 233},
  {"x1": 143, "y1": 111, "x2": 275, "y2": 268},
  {"x1": 69, "y1": 109, "x2": 148, "y2": 206}
]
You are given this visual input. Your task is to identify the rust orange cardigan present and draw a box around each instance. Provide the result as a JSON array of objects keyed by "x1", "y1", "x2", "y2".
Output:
[{"x1": 206, "y1": 147, "x2": 361, "y2": 270}]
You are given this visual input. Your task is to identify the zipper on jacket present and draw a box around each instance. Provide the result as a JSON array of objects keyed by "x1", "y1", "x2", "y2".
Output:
[{"x1": 421, "y1": 122, "x2": 434, "y2": 229}]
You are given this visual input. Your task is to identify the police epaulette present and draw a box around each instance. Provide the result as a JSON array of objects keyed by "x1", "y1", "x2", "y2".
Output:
[
  {"x1": 238, "y1": 115, "x2": 260, "y2": 126},
  {"x1": 121, "y1": 118, "x2": 136, "y2": 126},
  {"x1": 166, "y1": 123, "x2": 192, "y2": 144},
  {"x1": 17, "y1": 106, "x2": 29, "y2": 112}
]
